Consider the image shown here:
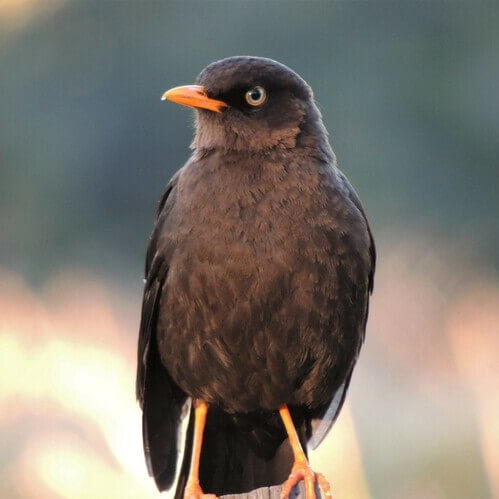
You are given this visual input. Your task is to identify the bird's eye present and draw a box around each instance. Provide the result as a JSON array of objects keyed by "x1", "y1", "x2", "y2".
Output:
[{"x1": 245, "y1": 86, "x2": 267, "y2": 106}]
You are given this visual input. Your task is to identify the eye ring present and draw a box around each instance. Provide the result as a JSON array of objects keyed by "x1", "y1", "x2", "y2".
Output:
[{"x1": 245, "y1": 86, "x2": 267, "y2": 106}]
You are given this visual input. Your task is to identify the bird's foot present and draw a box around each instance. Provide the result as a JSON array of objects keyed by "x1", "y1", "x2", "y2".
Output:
[
  {"x1": 280, "y1": 459, "x2": 332, "y2": 499},
  {"x1": 184, "y1": 479, "x2": 217, "y2": 499}
]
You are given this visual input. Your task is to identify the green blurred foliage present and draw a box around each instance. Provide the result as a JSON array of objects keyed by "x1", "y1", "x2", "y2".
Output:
[{"x1": 1, "y1": 1, "x2": 498, "y2": 285}]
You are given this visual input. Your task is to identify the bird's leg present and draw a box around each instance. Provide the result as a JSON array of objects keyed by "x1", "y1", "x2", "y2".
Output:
[
  {"x1": 279, "y1": 405, "x2": 332, "y2": 499},
  {"x1": 184, "y1": 400, "x2": 216, "y2": 499}
]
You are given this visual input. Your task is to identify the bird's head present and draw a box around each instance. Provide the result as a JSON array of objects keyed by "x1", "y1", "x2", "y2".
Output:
[{"x1": 162, "y1": 56, "x2": 332, "y2": 156}]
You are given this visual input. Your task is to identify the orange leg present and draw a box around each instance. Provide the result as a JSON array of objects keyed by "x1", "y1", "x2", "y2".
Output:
[
  {"x1": 184, "y1": 400, "x2": 217, "y2": 499},
  {"x1": 279, "y1": 405, "x2": 332, "y2": 499}
]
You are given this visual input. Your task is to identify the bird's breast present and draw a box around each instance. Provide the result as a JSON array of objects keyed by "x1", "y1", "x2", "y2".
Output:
[{"x1": 156, "y1": 154, "x2": 369, "y2": 412}]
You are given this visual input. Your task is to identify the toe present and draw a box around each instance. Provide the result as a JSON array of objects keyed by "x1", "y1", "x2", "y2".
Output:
[
  {"x1": 304, "y1": 472, "x2": 316, "y2": 499},
  {"x1": 316, "y1": 472, "x2": 332, "y2": 498},
  {"x1": 280, "y1": 470, "x2": 302, "y2": 499},
  {"x1": 280, "y1": 472, "x2": 298, "y2": 499}
]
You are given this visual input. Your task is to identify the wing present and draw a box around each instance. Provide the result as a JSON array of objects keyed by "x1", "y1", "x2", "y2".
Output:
[
  {"x1": 308, "y1": 175, "x2": 376, "y2": 450},
  {"x1": 136, "y1": 171, "x2": 189, "y2": 491}
]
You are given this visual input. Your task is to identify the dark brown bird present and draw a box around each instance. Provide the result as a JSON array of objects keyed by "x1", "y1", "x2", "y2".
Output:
[{"x1": 136, "y1": 56, "x2": 375, "y2": 499}]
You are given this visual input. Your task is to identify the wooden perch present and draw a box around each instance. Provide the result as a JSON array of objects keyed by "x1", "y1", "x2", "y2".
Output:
[{"x1": 221, "y1": 481, "x2": 322, "y2": 499}]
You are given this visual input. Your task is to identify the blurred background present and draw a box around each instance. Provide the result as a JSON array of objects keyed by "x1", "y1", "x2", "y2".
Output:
[{"x1": 1, "y1": 1, "x2": 498, "y2": 498}]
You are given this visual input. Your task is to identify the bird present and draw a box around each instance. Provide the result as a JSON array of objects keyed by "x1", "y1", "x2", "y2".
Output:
[{"x1": 136, "y1": 56, "x2": 375, "y2": 499}]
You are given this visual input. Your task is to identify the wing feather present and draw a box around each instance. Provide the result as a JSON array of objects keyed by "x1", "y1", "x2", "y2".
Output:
[
  {"x1": 308, "y1": 174, "x2": 376, "y2": 448},
  {"x1": 136, "y1": 172, "x2": 189, "y2": 491}
]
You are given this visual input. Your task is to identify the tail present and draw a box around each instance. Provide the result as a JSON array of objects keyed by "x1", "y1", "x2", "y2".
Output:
[{"x1": 174, "y1": 406, "x2": 309, "y2": 498}]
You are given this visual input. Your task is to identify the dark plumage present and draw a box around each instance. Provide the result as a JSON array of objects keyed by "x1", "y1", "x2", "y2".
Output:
[{"x1": 136, "y1": 56, "x2": 375, "y2": 498}]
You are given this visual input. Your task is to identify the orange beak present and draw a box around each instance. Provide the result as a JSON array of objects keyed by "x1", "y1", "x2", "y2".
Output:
[{"x1": 161, "y1": 85, "x2": 227, "y2": 113}]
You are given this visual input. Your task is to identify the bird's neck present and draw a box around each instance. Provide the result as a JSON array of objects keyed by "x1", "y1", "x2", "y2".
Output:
[
  {"x1": 191, "y1": 121, "x2": 334, "y2": 164},
  {"x1": 191, "y1": 102, "x2": 335, "y2": 163}
]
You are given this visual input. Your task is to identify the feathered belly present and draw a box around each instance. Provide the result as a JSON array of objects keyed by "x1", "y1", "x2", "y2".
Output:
[{"x1": 156, "y1": 244, "x2": 362, "y2": 413}]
